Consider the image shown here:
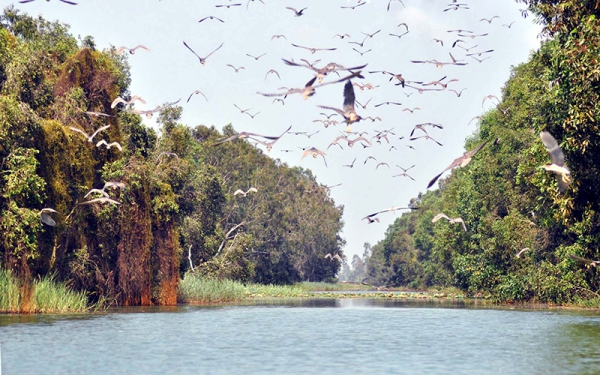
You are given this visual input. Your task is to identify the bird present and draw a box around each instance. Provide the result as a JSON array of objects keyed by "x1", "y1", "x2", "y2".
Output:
[
  {"x1": 341, "y1": 2, "x2": 366, "y2": 9},
  {"x1": 502, "y1": 21, "x2": 516, "y2": 28},
  {"x1": 39, "y1": 208, "x2": 59, "y2": 226},
  {"x1": 482, "y1": 94, "x2": 500, "y2": 107},
  {"x1": 363, "y1": 206, "x2": 416, "y2": 223},
  {"x1": 343, "y1": 157, "x2": 357, "y2": 168},
  {"x1": 300, "y1": 147, "x2": 328, "y2": 167},
  {"x1": 355, "y1": 98, "x2": 372, "y2": 110},
  {"x1": 234, "y1": 187, "x2": 258, "y2": 197},
  {"x1": 364, "y1": 156, "x2": 377, "y2": 165},
  {"x1": 396, "y1": 164, "x2": 415, "y2": 173},
  {"x1": 265, "y1": 69, "x2": 281, "y2": 80},
  {"x1": 226, "y1": 64, "x2": 245, "y2": 73},
  {"x1": 432, "y1": 213, "x2": 467, "y2": 232},
  {"x1": 116, "y1": 45, "x2": 150, "y2": 54},
  {"x1": 183, "y1": 41, "x2": 224, "y2": 65},
  {"x1": 69, "y1": 125, "x2": 110, "y2": 142},
  {"x1": 515, "y1": 248, "x2": 530, "y2": 258},
  {"x1": 234, "y1": 104, "x2": 252, "y2": 114},
  {"x1": 84, "y1": 111, "x2": 112, "y2": 117},
  {"x1": 539, "y1": 131, "x2": 571, "y2": 193},
  {"x1": 258, "y1": 70, "x2": 363, "y2": 100},
  {"x1": 246, "y1": 52, "x2": 267, "y2": 60},
  {"x1": 352, "y1": 48, "x2": 372, "y2": 56},
  {"x1": 19, "y1": 0, "x2": 77, "y2": 4},
  {"x1": 318, "y1": 80, "x2": 362, "y2": 132},
  {"x1": 374, "y1": 101, "x2": 402, "y2": 107},
  {"x1": 271, "y1": 34, "x2": 287, "y2": 40},
  {"x1": 84, "y1": 181, "x2": 126, "y2": 198},
  {"x1": 215, "y1": 3, "x2": 241, "y2": 8},
  {"x1": 427, "y1": 138, "x2": 494, "y2": 189},
  {"x1": 431, "y1": 38, "x2": 444, "y2": 46},
  {"x1": 403, "y1": 107, "x2": 421, "y2": 114},
  {"x1": 286, "y1": 7, "x2": 307, "y2": 16},
  {"x1": 78, "y1": 197, "x2": 121, "y2": 206},
  {"x1": 410, "y1": 135, "x2": 443, "y2": 146},
  {"x1": 244, "y1": 111, "x2": 261, "y2": 119},
  {"x1": 198, "y1": 16, "x2": 225, "y2": 23},
  {"x1": 376, "y1": 162, "x2": 390, "y2": 170},
  {"x1": 569, "y1": 254, "x2": 600, "y2": 267},
  {"x1": 187, "y1": 90, "x2": 208, "y2": 103},
  {"x1": 282, "y1": 58, "x2": 367, "y2": 83},
  {"x1": 96, "y1": 140, "x2": 123, "y2": 151},
  {"x1": 214, "y1": 126, "x2": 291, "y2": 145},
  {"x1": 362, "y1": 29, "x2": 381, "y2": 39},
  {"x1": 393, "y1": 172, "x2": 415, "y2": 181},
  {"x1": 449, "y1": 88, "x2": 467, "y2": 97},
  {"x1": 111, "y1": 95, "x2": 146, "y2": 108},
  {"x1": 480, "y1": 16, "x2": 500, "y2": 23},
  {"x1": 291, "y1": 43, "x2": 337, "y2": 54},
  {"x1": 325, "y1": 253, "x2": 343, "y2": 262}
]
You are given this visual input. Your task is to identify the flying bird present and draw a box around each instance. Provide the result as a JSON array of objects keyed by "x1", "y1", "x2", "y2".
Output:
[
  {"x1": 234, "y1": 187, "x2": 258, "y2": 197},
  {"x1": 39, "y1": 208, "x2": 59, "y2": 227},
  {"x1": 116, "y1": 45, "x2": 150, "y2": 54},
  {"x1": 325, "y1": 253, "x2": 343, "y2": 262},
  {"x1": 539, "y1": 131, "x2": 571, "y2": 193},
  {"x1": 96, "y1": 140, "x2": 123, "y2": 151},
  {"x1": 286, "y1": 7, "x2": 307, "y2": 16},
  {"x1": 291, "y1": 43, "x2": 337, "y2": 54},
  {"x1": 187, "y1": 90, "x2": 208, "y2": 103},
  {"x1": 183, "y1": 41, "x2": 224, "y2": 65},
  {"x1": 427, "y1": 138, "x2": 493, "y2": 189},
  {"x1": 111, "y1": 95, "x2": 146, "y2": 108},
  {"x1": 226, "y1": 64, "x2": 245, "y2": 72},
  {"x1": 198, "y1": 16, "x2": 225, "y2": 23},
  {"x1": 246, "y1": 52, "x2": 267, "y2": 60},
  {"x1": 215, "y1": 3, "x2": 241, "y2": 8},
  {"x1": 432, "y1": 213, "x2": 467, "y2": 232},
  {"x1": 318, "y1": 80, "x2": 362, "y2": 132},
  {"x1": 69, "y1": 125, "x2": 111, "y2": 142},
  {"x1": 515, "y1": 248, "x2": 530, "y2": 258},
  {"x1": 19, "y1": 0, "x2": 77, "y2": 4},
  {"x1": 301, "y1": 147, "x2": 328, "y2": 167}
]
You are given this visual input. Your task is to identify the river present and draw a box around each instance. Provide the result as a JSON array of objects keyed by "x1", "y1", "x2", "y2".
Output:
[{"x1": 1, "y1": 298, "x2": 599, "y2": 374}]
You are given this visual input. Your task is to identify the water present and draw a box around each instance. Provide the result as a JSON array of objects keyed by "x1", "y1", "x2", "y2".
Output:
[{"x1": 1, "y1": 298, "x2": 600, "y2": 374}]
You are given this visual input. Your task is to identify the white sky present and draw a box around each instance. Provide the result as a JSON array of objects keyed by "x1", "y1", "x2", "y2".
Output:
[{"x1": 13, "y1": 0, "x2": 543, "y2": 260}]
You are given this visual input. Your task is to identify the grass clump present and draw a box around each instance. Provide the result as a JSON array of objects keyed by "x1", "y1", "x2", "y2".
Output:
[
  {"x1": 178, "y1": 273, "x2": 247, "y2": 303},
  {"x1": 32, "y1": 275, "x2": 89, "y2": 313},
  {"x1": 297, "y1": 281, "x2": 371, "y2": 292},
  {"x1": 0, "y1": 269, "x2": 89, "y2": 313},
  {"x1": 0, "y1": 268, "x2": 21, "y2": 313}
]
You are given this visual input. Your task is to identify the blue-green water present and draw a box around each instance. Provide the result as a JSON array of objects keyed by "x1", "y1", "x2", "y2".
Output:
[{"x1": 1, "y1": 299, "x2": 600, "y2": 374}]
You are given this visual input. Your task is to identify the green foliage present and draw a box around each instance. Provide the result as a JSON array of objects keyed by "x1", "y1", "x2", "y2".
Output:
[{"x1": 365, "y1": 1, "x2": 600, "y2": 303}]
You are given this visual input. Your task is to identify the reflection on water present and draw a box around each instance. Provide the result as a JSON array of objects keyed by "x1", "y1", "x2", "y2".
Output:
[{"x1": 1, "y1": 299, "x2": 599, "y2": 375}]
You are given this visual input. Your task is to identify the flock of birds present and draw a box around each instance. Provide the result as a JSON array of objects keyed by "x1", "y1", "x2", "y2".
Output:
[{"x1": 18, "y1": 0, "x2": 583, "y2": 264}]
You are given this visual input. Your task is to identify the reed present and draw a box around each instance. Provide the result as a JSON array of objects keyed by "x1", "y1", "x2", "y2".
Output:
[
  {"x1": 32, "y1": 275, "x2": 89, "y2": 313},
  {"x1": 0, "y1": 269, "x2": 89, "y2": 313},
  {"x1": 246, "y1": 283, "x2": 308, "y2": 298},
  {"x1": 0, "y1": 269, "x2": 21, "y2": 313},
  {"x1": 178, "y1": 274, "x2": 247, "y2": 303}
]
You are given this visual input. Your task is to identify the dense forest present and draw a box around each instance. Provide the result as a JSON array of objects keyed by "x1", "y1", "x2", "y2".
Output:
[
  {"x1": 365, "y1": 0, "x2": 600, "y2": 302},
  {"x1": 0, "y1": 6, "x2": 344, "y2": 306}
]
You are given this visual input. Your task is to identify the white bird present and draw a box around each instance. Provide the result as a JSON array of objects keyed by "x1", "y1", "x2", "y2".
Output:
[
  {"x1": 111, "y1": 95, "x2": 146, "y2": 109},
  {"x1": 96, "y1": 140, "x2": 122, "y2": 151},
  {"x1": 432, "y1": 213, "x2": 467, "y2": 232},
  {"x1": 325, "y1": 253, "x2": 343, "y2": 262},
  {"x1": 84, "y1": 181, "x2": 126, "y2": 198},
  {"x1": 234, "y1": 187, "x2": 258, "y2": 197},
  {"x1": 69, "y1": 125, "x2": 110, "y2": 142},
  {"x1": 539, "y1": 131, "x2": 571, "y2": 193},
  {"x1": 78, "y1": 197, "x2": 121, "y2": 206},
  {"x1": 515, "y1": 248, "x2": 530, "y2": 258}
]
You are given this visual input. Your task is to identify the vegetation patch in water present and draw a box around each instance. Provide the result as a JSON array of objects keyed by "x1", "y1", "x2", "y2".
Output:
[{"x1": 0, "y1": 269, "x2": 89, "y2": 313}]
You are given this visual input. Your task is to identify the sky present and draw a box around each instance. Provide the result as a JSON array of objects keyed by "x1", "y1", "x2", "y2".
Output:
[{"x1": 9, "y1": 0, "x2": 544, "y2": 261}]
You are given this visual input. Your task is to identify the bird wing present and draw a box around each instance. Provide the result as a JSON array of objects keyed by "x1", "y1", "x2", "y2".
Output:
[
  {"x1": 69, "y1": 127, "x2": 89, "y2": 139},
  {"x1": 317, "y1": 105, "x2": 345, "y2": 117},
  {"x1": 342, "y1": 80, "x2": 356, "y2": 113},
  {"x1": 539, "y1": 131, "x2": 565, "y2": 166},
  {"x1": 40, "y1": 213, "x2": 57, "y2": 227},
  {"x1": 432, "y1": 213, "x2": 451, "y2": 223},
  {"x1": 90, "y1": 125, "x2": 111, "y2": 140},
  {"x1": 183, "y1": 41, "x2": 202, "y2": 60},
  {"x1": 204, "y1": 43, "x2": 224, "y2": 59},
  {"x1": 233, "y1": 189, "x2": 245, "y2": 196}
]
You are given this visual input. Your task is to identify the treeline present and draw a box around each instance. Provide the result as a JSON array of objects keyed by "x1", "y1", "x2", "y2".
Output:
[
  {"x1": 0, "y1": 7, "x2": 343, "y2": 306},
  {"x1": 365, "y1": 0, "x2": 600, "y2": 303}
]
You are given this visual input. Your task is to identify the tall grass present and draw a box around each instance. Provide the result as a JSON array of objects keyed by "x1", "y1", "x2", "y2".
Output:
[
  {"x1": 0, "y1": 269, "x2": 89, "y2": 313},
  {"x1": 32, "y1": 275, "x2": 89, "y2": 313},
  {"x1": 0, "y1": 269, "x2": 21, "y2": 313},
  {"x1": 178, "y1": 274, "x2": 247, "y2": 303}
]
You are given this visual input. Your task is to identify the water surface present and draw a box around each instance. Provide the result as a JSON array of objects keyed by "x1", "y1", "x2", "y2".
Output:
[{"x1": 1, "y1": 299, "x2": 599, "y2": 374}]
